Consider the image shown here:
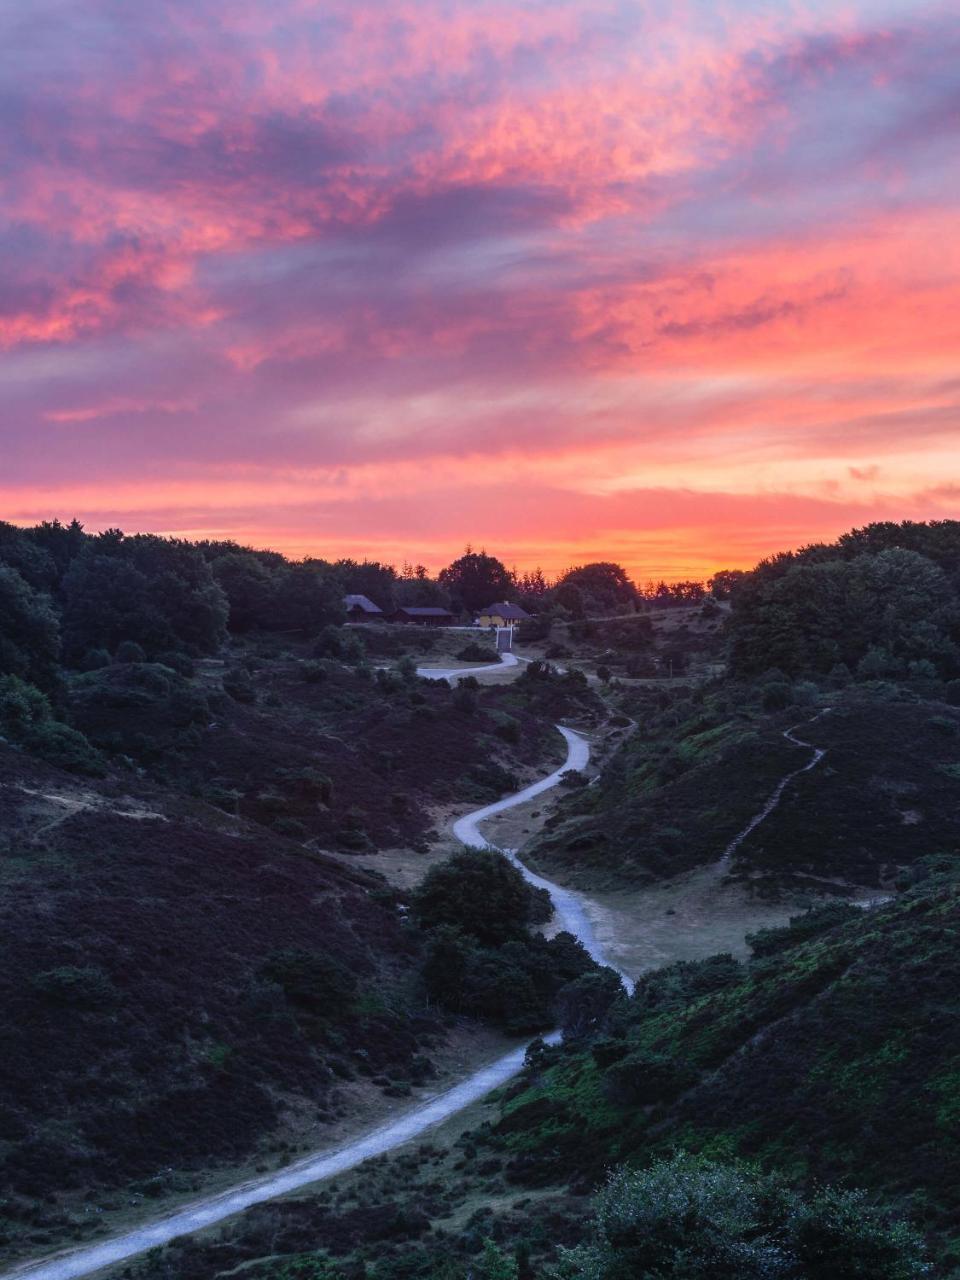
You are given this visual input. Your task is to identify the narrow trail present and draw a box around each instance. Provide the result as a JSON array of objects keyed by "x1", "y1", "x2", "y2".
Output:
[
  {"x1": 717, "y1": 708, "x2": 831, "y2": 870},
  {"x1": 2, "y1": 725, "x2": 623, "y2": 1280}
]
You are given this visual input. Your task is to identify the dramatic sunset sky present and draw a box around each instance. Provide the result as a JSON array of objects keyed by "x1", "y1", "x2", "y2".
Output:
[{"x1": 1, "y1": 1, "x2": 957, "y2": 580}]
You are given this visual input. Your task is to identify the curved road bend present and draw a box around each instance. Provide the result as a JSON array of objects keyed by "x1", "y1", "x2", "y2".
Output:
[
  {"x1": 3, "y1": 725, "x2": 627, "y2": 1280},
  {"x1": 454, "y1": 726, "x2": 634, "y2": 991},
  {"x1": 417, "y1": 651, "x2": 519, "y2": 681}
]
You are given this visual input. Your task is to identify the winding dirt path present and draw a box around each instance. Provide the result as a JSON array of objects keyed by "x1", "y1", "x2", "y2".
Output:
[{"x1": 1, "y1": 725, "x2": 618, "y2": 1280}]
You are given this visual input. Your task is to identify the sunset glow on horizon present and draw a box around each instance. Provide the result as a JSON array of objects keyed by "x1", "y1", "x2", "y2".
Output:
[{"x1": 2, "y1": 0, "x2": 958, "y2": 581}]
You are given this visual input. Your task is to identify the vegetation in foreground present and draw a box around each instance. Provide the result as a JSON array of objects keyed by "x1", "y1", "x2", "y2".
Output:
[
  {"x1": 3, "y1": 517, "x2": 960, "y2": 1276},
  {"x1": 129, "y1": 869, "x2": 956, "y2": 1279}
]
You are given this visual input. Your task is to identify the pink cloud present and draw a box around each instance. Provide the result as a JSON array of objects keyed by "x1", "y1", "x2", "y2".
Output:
[{"x1": 1, "y1": 0, "x2": 958, "y2": 577}]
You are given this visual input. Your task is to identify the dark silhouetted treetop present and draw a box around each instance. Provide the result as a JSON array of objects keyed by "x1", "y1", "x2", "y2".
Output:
[
  {"x1": 211, "y1": 552, "x2": 279, "y2": 632},
  {"x1": 555, "y1": 562, "x2": 638, "y2": 618},
  {"x1": 61, "y1": 533, "x2": 228, "y2": 663},
  {"x1": 439, "y1": 550, "x2": 514, "y2": 613},
  {"x1": 0, "y1": 521, "x2": 58, "y2": 591}
]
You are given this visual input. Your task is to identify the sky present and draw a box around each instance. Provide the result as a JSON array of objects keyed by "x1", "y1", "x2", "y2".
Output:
[{"x1": 1, "y1": 0, "x2": 958, "y2": 582}]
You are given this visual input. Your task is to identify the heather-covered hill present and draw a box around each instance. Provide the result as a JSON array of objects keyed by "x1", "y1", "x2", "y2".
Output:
[
  {"x1": 457, "y1": 869, "x2": 960, "y2": 1266},
  {"x1": 0, "y1": 743, "x2": 434, "y2": 1237},
  {"x1": 124, "y1": 881, "x2": 956, "y2": 1279},
  {"x1": 531, "y1": 679, "x2": 960, "y2": 893},
  {"x1": 62, "y1": 648, "x2": 581, "y2": 852}
]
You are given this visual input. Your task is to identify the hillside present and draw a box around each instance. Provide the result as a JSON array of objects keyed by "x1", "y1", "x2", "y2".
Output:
[
  {"x1": 471, "y1": 868, "x2": 960, "y2": 1256},
  {"x1": 0, "y1": 642, "x2": 602, "y2": 1264},
  {"x1": 529, "y1": 678, "x2": 960, "y2": 894},
  {"x1": 125, "y1": 870, "x2": 957, "y2": 1279},
  {"x1": 3, "y1": 518, "x2": 960, "y2": 1279}
]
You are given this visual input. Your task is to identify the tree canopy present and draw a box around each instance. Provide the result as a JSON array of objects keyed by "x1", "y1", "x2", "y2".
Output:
[
  {"x1": 439, "y1": 550, "x2": 514, "y2": 613},
  {"x1": 411, "y1": 848, "x2": 551, "y2": 946},
  {"x1": 730, "y1": 542, "x2": 960, "y2": 679},
  {"x1": 555, "y1": 563, "x2": 638, "y2": 617}
]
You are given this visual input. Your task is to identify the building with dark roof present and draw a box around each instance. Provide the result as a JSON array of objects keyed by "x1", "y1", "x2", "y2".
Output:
[
  {"x1": 343, "y1": 594, "x2": 384, "y2": 621},
  {"x1": 388, "y1": 606, "x2": 456, "y2": 627}
]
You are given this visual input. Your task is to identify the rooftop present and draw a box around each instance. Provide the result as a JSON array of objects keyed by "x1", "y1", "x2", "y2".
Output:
[
  {"x1": 343, "y1": 594, "x2": 383, "y2": 613},
  {"x1": 479, "y1": 601, "x2": 531, "y2": 620}
]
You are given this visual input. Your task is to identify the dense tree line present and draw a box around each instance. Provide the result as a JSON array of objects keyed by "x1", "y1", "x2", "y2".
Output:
[{"x1": 728, "y1": 521, "x2": 960, "y2": 681}]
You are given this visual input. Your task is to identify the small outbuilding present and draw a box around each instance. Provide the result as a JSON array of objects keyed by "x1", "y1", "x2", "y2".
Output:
[
  {"x1": 389, "y1": 606, "x2": 456, "y2": 627},
  {"x1": 476, "y1": 601, "x2": 531, "y2": 628},
  {"x1": 344, "y1": 594, "x2": 384, "y2": 622}
]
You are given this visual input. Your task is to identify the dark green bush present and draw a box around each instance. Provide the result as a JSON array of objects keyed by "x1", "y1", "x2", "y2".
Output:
[
  {"x1": 79, "y1": 648, "x2": 111, "y2": 671},
  {"x1": 457, "y1": 643, "x2": 500, "y2": 663},
  {"x1": 602, "y1": 1049, "x2": 698, "y2": 1105},
  {"x1": 261, "y1": 949, "x2": 357, "y2": 1016},
  {"x1": 115, "y1": 640, "x2": 147, "y2": 664}
]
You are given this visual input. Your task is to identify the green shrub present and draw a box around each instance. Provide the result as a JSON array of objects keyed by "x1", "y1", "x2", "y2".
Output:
[
  {"x1": 273, "y1": 816, "x2": 307, "y2": 838},
  {"x1": 0, "y1": 674, "x2": 105, "y2": 775},
  {"x1": 157, "y1": 650, "x2": 195, "y2": 677},
  {"x1": 457, "y1": 642, "x2": 500, "y2": 663},
  {"x1": 0, "y1": 673, "x2": 48, "y2": 736},
  {"x1": 79, "y1": 648, "x2": 111, "y2": 671},
  {"x1": 495, "y1": 718, "x2": 522, "y2": 745},
  {"x1": 115, "y1": 640, "x2": 146, "y2": 664},
  {"x1": 557, "y1": 1154, "x2": 929, "y2": 1280},
  {"x1": 747, "y1": 903, "x2": 862, "y2": 958},
  {"x1": 27, "y1": 719, "x2": 106, "y2": 776},
  {"x1": 454, "y1": 686, "x2": 478, "y2": 713},
  {"x1": 255, "y1": 790, "x2": 286, "y2": 816},
  {"x1": 286, "y1": 769, "x2": 333, "y2": 804},
  {"x1": 560, "y1": 769, "x2": 588, "y2": 789},
  {"x1": 602, "y1": 1049, "x2": 698, "y2": 1105},
  {"x1": 261, "y1": 949, "x2": 357, "y2": 1015}
]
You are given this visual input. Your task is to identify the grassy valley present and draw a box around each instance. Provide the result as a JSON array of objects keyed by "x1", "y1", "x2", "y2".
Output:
[{"x1": 3, "y1": 519, "x2": 960, "y2": 1278}]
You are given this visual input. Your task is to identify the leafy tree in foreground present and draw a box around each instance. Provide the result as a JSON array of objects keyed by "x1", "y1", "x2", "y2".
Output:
[
  {"x1": 730, "y1": 547, "x2": 960, "y2": 679},
  {"x1": 556, "y1": 1154, "x2": 929, "y2": 1280}
]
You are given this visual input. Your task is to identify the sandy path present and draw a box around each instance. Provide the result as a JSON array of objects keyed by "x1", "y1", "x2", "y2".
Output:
[{"x1": 1, "y1": 725, "x2": 611, "y2": 1280}]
